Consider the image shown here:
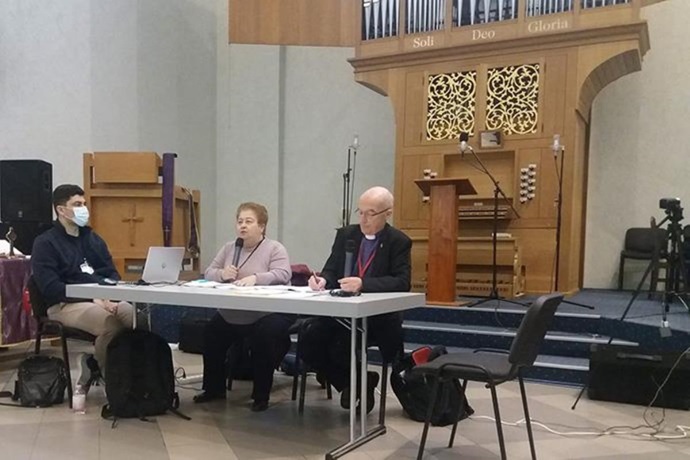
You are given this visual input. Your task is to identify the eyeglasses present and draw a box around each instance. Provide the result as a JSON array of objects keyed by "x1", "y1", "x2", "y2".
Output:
[{"x1": 355, "y1": 207, "x2": 391, "y2": 218}]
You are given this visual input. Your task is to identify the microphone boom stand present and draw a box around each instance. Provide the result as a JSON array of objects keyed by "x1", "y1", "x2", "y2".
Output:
[{"x1": 463, "y1": 146, "x2": 526, "y2": 308}]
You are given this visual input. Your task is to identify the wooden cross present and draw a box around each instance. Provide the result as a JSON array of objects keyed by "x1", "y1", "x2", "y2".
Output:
[{"x1": 122, "y1": 204, "x2": 144, "y2": 247}]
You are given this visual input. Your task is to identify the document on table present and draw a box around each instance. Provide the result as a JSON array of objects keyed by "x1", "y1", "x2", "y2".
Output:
[{"x1": 182, "y1": 281, "x2": 326, "y2": 297}]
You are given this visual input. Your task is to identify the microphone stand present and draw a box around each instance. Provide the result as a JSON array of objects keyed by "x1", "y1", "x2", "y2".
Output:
[
  {"x1": 340, "y1": 143, "x2": 358, "y2": 228},
  {"x1": 463, "y1": 146, "x2": 526, "y2": 308},
  {"x1": 553, "y1": 145, "x2": 595, "y2": 310}
]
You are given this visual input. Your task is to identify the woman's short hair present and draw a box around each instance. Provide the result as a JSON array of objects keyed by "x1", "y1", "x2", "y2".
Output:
[{"x1": 236, "y1": 202, "x2": 269, "y2": 227}]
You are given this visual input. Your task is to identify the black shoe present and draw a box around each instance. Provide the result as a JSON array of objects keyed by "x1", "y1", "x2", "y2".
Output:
[
  {"x1": 250, "y1": 400, "x2": 269, "y2": 412},
  {"x1": 193, "y1": 391, "x2": 226, "y2": 403},
  {"x1": 339, "y1": 371, "x2": 380, "y2": 414},
  {"x1": 78, "y1": 353, "x2": 101, "y2": 391}
]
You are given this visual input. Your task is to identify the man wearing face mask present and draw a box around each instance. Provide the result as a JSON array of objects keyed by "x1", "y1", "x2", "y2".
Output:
[{"x1": 31, "y1": 184, "x2": 134, "y2": 388}]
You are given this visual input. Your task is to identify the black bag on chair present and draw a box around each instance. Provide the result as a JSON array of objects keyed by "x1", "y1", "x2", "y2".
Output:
[
  {"x1": 10, "y1": 355, "x2": 68, "y2": 407},
  {"x1": 391, "y1": 345, "x2": 474, "y2": 426}
]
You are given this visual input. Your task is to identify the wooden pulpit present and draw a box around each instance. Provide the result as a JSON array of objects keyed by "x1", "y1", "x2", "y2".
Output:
[
  {"x1": 415, "y1": 178, "x2": 476, "y2": 306},
  {"x1": 83, "y1": 152, "x2": 201, "y2": 281}
]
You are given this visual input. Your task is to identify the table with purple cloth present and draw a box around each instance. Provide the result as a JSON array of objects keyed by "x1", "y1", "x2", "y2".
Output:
[{"x1": 0, "y1": 257, "x2": 35, "y2": 346}]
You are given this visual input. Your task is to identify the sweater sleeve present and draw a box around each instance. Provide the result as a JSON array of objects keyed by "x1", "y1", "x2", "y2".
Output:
[
  {"x1": 254, "y1": 241, "x2": 291, "y2": 285},
  {"x1": 204, "y1": 243, "x2": 231, "y2": 282},
  {"x1": 90, "y1": 233, "x2": 120, "y2": 280}
]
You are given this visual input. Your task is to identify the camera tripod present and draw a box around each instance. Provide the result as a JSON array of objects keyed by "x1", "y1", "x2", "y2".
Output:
[{"x1": 571, "y1": 210, "x2": 689, "y2": 410}]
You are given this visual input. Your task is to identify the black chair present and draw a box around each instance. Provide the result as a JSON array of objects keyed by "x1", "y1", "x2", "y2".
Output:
[
  {"x1": 291, "y1": 318, "x2": 390, "y2": 425},
  {"x1": 413, "y1": 293, "x2": 564, "y2": 460},
  {"x1": 27, "y1": 276, "x2": 97, "y2": 408},
  {"x1": 290, "y1": 318, "x2": 333, "y2": 413},
  {"x1": 618, "y1": 227, "x2": 667, "y2": 296}
]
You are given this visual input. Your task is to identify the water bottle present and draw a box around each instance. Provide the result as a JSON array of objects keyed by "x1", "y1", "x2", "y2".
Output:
[{"x1": 72, "y1": 384, "x2": 86, "y2": 414}]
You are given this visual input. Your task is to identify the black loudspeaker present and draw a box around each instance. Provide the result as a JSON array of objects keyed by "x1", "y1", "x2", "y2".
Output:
[
  {"x1": 588, "y1": 344, "x2": 690, "y2": 410},
  {"x1": 0, "y1": 160, "x2": 53, "y2": 223}
]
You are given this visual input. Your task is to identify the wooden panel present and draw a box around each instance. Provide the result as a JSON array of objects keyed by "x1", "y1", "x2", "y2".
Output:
[
  {"x1": 411, "y1": 237, "x2": 525, "y2": 298},
  {"x1": 426, "y1": 183, "x2": 460, "y2": 304},
  {"x1": 92, "y1": 152, "x2": 160, "y2": 184},
  {"x1": 229, "y1": 0, "x2": 357, "y2": 47},
  {"x1": 444, "y1": 151, "x2": 516, "y2": 202}
]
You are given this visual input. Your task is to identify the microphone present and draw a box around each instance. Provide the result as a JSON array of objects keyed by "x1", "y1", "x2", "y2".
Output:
[
  {"x1": 343, "y1": 239, "x2": 356, "y2": 277},
  {"x1": 350, "y1": 134, "x2": 359, "y2": 151},
  {"x1": 459, "y1": 132, "x2": 470, "y2": 157},
  {"x1": 552, "y1": 134, "x2": 561, "y2": 157},
  {"x1": 232, "y1": 237, "x2": 244, "y2": 267}
]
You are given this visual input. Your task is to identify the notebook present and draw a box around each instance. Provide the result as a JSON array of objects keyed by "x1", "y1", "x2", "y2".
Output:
[{"x1": 141, "y1": 247, "x2": 185, "y2": 284}]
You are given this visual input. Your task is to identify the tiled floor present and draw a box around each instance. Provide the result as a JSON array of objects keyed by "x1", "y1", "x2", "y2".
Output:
[{"x1": 1, "y1": 344, "x2": 690, "y2": 459}]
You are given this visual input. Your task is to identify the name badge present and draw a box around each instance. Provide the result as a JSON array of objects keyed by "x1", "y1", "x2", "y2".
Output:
[{"x1": 80, "y1": 260, "x2": 94, "y2": 275}]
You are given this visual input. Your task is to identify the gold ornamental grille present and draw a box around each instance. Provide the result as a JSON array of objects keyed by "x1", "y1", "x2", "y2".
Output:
[
  {"x1": 486, "y1": 64, "x2": 540, "y2": 135},
  {"x1": 426, "y1": 71, "x2": 477, "y2": 141}
]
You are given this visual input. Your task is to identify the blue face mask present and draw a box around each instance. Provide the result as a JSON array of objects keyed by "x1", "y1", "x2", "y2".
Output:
[{"x1": 71, "y1": 206, "x2": 90, "y2": 227}]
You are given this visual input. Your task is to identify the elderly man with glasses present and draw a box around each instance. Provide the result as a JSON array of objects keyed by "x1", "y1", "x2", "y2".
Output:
[{"x1": 304, "y1": 186, "x2": 412, "y2": 414}]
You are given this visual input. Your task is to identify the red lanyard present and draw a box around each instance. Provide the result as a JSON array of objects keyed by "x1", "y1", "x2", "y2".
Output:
[{"x1": 357, "y1": 247, "x2": 377, "y2": 278}]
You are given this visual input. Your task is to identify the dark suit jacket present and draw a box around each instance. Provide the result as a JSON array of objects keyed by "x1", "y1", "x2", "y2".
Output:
[{"x1": 320, "y1": 223, "x2": 411, "y2": 293}]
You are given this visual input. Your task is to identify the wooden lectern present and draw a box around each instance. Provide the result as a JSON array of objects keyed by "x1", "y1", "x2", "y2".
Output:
[
  {"x1": 415, "y1": 178, "x2": 476, "y2": 305},
  {"x1": 83, "y1": 152, "x2": 201, "y2": 281}
]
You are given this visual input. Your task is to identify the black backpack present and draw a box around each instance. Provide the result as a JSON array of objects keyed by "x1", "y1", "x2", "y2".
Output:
[
  {"x1": 391, "y1": 345, "x2": 474, "y2": 426},
  {"x1": 0, "y1": 355, "x2": 68, "y2": 408},
  {"x1": 101, "y1": 329, "x2": 189, "y2": 423}
]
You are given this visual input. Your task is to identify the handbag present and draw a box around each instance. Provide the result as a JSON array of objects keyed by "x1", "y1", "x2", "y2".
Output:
[{"x1": 0, "y1": 355, "x2": 68, "y2": 407}]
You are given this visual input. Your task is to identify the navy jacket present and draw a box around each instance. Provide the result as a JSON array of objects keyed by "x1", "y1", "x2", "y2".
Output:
[
  {"x1": 31, "y1": 220, "x2": 120, "y2": 307},
  {"x1": 320, "y1": 223, "x2": 412, "y2": 292}
]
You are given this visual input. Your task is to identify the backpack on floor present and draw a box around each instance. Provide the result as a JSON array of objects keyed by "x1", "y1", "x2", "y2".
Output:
[
  {"x1": 101, "y1": 329, "x2": 189, "y2": 424},
  {"x1": 0, "y1": 355, "x2": 68, "y2": 408},
  {"x1": 390, "y1": 345, "x2": 474, "y2": 427}
]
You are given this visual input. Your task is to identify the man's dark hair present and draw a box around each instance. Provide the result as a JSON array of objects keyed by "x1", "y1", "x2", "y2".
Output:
[{"x1": 53, "y1": 184, "x2": 85, "y2": 211}]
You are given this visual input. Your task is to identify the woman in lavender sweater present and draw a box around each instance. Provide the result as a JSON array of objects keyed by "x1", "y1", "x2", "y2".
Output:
[{"x1": 193, "y1": 202, "x2": 294, "y2": 412}]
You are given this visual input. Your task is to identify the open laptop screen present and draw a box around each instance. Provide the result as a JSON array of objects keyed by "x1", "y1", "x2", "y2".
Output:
[{"x1": 141, "y1": 247, "x2": 185, "y2": 284}]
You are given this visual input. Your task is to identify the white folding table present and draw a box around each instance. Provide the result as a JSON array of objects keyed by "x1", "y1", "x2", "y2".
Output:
[{"x1": 66, "y1": 283, "x2": 425, "y2": 459}]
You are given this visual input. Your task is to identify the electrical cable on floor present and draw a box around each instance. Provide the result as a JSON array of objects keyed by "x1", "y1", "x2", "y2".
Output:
[
  {"x1": 467, "y1": 415, "x2": 690, "y2": 441},
  {"x1": 640, "y1": 345, "x2": 690, "y2": 432},
  {"x1": 466, "y1": 346, "x2": 690, "y2": 442},
  {"x1": 173, "y1": 366, "x2": 202, "y2": 391}
]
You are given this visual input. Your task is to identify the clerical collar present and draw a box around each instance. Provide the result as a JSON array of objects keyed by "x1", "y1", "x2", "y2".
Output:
[{"x1": 363, "y1": 234, "x2": 376, "y2": 240}]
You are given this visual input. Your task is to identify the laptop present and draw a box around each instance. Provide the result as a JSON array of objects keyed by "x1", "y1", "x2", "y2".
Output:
[{"x1": 141, "y1": 247, "x2": 185, "y2": 284}]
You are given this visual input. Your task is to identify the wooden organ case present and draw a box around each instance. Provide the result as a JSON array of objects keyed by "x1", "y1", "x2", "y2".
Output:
[
  {"x1": 348, "y1": 0, "x2": 660, "y2": 296},
  {"x1": 228, "y1": 0, "x2": 663, "y2": 297}
]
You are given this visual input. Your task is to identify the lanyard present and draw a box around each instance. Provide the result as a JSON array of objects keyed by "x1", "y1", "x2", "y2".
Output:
[
  {"x1": 357, "y1": 245, "x2": 377, "y2": 278},
  {"x1": 237, "y1": 237, "x2": 264, "y2": 272}
]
